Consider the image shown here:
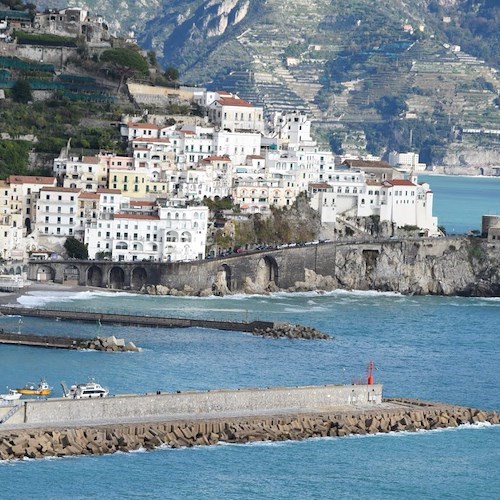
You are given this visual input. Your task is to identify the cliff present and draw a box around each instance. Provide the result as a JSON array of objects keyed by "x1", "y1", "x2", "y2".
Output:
[{"x1": 306, "y1": 237, "x2": 500, "y2": 296}]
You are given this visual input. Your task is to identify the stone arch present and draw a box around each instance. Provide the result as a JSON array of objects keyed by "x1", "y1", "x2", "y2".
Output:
[
  {"x1": 109, "y1": 266, "x2": 125, "y2": 289},
  {"x1": 64, "y1": 265, "x2": 80, "y2": 283},
  {"x1": 87, "y1": 265, "x2": 103, "y2": 287},
  {"x1": 36, "y1": 265, "x2": 55, "y2": 282},
  {"x1": 255, "y1": 256, "x2": 278, "y2": 289},
  {"x1": 131, "y1": 267, "x2": 147, "y2": 290},
  {"x1": 15, "y1": 266, "x2": 22, "y2": 275},
  {"x1": 213, "y1": 263, "x2": 232, "y2": 294}
]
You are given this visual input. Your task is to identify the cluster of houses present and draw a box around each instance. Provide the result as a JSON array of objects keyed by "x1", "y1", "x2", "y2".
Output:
[{"x1": 0, "y1": 89, "x2": 439, "y2": 264}]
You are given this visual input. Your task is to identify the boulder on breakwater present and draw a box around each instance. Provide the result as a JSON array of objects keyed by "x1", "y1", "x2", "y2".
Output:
[
  {"x1": 82, "y1": 336, "x2": 140, "y2": 352},
  {"x1": 0, "y1": 403, "x2": 497, "y2": 461},
  {"x1": 252, "y1": 322, "x2": 330, "y2": 339}
]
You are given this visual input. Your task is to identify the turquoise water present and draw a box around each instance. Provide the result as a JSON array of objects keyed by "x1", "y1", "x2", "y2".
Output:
[
  {"x1": 0, "y1": 175, "x2": 499, "y2": 499},
  {"x1": 419, "y1": 174, "x2": 500, "y2": 234}
]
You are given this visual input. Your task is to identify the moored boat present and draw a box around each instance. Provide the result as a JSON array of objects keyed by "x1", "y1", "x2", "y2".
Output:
[
  {"x1": 0, "y1": 389, "x2": 22, "y2": 401},
  {"x1": 61, "y1": 379, "x2": 109, "y2": 399},
  {"x1": 16, "y1": 379, "x2": 52, "y2": 396}
]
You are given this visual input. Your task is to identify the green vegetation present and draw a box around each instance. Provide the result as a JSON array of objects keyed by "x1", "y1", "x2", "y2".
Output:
[
  {"x1": 203, "y1": 196, "x2": 234, "y2": 212},
  {"x1": 100, "y1": 48, "x2": 149, "y2": 90},
  {"x1": 11, "y1": 79, "x2": 32, "y2": 103},
  {"x1": 0, "y1": 140, "x2": 31, "y2": 178},
  {"x1": 163, "y1": 66, "x2": 180, "y2": 82},
  {"x1": 64, "y1": 237, "x2": 88, "y2": 259},
  {"x1": 14, "y1": 31, "x2": 77, "y2": 47}
]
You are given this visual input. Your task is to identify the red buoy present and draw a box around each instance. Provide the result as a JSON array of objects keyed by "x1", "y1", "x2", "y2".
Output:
[{"x1": 367, "y1": 361, "x2": 374, "y2": 385}]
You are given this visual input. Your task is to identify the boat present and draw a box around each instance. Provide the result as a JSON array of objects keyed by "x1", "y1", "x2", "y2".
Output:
[
  {"x1": 61, "y1": 379, "x2": 109, "y2": 399},
  {"x1": 0, "y1": 274, "x2": 29, "y2": 292},
  {"x1": 16, "y1": 379, "x2": 52, "y2": 396},
  {"x1": 0, "y1": 389, "x2": 22, "y2": 401}
]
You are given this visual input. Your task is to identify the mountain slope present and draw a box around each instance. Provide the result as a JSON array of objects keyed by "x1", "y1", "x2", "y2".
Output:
[{"x1": 32, "y1": 1, "x2": 499, "y2": 165}]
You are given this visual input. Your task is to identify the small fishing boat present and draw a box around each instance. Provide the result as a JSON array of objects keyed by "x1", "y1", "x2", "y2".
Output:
[
  {"x1": 61, "y1": 379, "x2": 109, "y2": 399},
  {"x1": 16, "y1": 379, "x2": 52, "y2": 396},
  {"x1": 0, "y1": 389, "x2": 22, "y2": 401}
]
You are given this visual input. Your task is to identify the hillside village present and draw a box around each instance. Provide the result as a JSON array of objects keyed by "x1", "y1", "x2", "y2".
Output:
[{"x1": 0, "y1": 5, "x2": 441, "y2": 266}]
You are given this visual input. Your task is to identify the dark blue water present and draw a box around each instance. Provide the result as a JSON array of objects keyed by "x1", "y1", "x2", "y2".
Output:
[
  {"x1": 1, "y1": 174, "x2": 499, "y2": 499},
  {"x1": 0, "y1": 291, "x2": 499, "y2": 499},
  {"x1": 419, "y1": 175, "x2": 500, "y2": 234}
]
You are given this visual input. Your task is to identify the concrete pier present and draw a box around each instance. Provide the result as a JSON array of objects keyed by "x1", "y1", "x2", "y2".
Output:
[
  {"x1": 0, "y1": 384, "x2": 498, "y2": 460},
  {"x1": 0, "y1": 331, "x2": 140, "y2": 352},
  {"x1": 0, "y1": 305, "x2": 272, "y2": 332}
]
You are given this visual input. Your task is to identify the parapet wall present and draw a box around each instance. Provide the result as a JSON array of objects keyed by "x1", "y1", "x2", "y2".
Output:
[{"x1": 16, "y1": 384, "x2": 382, "y2": 426}]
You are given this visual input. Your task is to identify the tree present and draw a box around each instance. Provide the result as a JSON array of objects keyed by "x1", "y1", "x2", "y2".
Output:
[
  {"x1": 100, "y1": 48, "x2": 149, "y2": 91},
  {"x1": 164, "y1": 66, "x2": 179, "y2": 82},
  {"x1": 375, "y1": 96, "x2": 408, "y2": 120},
  {"x1": 64, "y1": 237, "x2": 88, "y2": 259},
  {"x1": 12, "y1": 79, "x2": 32, "y2": 103}
]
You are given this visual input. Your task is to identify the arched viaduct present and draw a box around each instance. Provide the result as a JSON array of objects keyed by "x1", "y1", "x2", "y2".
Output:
[{"x1": 26, "y1": 240, "x2": 391, "y2": 293}]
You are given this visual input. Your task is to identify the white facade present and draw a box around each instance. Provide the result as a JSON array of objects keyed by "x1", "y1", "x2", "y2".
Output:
[
  {"x1": 388, "y1": 151, "x2": 427, "y2": 172},
  {"x1": 37, "y1": 187, "x2": 79, "y2": 240},
  {"x1": 85, "y1": 204, "x2": 208, "y2": 262},
  {"x1": 358, "y1": 179, "x2": 438, "y2": 234},
  {"x1": 207, "y1": 96, "x2": 264, "y2": 133}
]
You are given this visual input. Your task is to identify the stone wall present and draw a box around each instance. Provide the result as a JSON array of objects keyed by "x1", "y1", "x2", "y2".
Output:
[
  {"x1": 18, "y1": 384, "x2": 382, "y2": 426},
  {"x1": 1, "y1": 401, "x2": 497, "y2": 460},
  {"x1": 27, "y1": 236, "x2": 500, "y2": 297}
]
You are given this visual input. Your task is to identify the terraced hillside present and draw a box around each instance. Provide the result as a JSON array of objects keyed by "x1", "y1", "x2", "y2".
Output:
[{"x1": 27, "y1": 0, "x2": 500, "y2": 164}]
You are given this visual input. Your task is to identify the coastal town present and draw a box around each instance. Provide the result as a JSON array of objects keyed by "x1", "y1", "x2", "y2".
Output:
[
  {"x1": 0, "y1": 4, "x2": 447, "y2": 266},
  {"x1": 0, "y1": 101, "x2": 441, "y2": 264}
]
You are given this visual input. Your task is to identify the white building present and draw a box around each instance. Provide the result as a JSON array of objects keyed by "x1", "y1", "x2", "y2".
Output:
[
  {"x1": 388, "y1": 151, "x2": 427, "y2": 172},
  {"x1": 85, "y1": 203, "x2": 208, "y2": 262},
  {"x1": 36, "y1": 187, "x2": 80, "y2": 248},
  {"x1": 358, "y1": 178, "x2": 438, "y2": 235},
  {"x1": 207, "y1": 95, "x2": 264, "y2": 133}
]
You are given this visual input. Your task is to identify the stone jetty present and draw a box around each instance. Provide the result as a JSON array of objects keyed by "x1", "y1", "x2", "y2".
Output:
[
  {"x1": 0, "y1": 400, "x2": 497, "y2": 460},
  {"x1": 0, "y1": 306, "x2": 327, "y2": 340},
  {"x1": 252, "y1": 323, "x2": 330, "y2": 339},
  {"x1": 0, "y1": 331, "x2": 140, "y2": 352},
  {"x1": 0, "y1": 384, "x2": 497, "y2": 461}
]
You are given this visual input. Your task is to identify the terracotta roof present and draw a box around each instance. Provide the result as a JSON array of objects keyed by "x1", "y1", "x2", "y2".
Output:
[
  {"x1": 342, "y1": 159, "x2": 391, "y2": 169},
  {"x1": 130, "y1": 200, "x2": 155, "y2": 206},
  {"x1": 79, "y1": 192, "x2": 99, "y2": 199},
  {"x1": 81, "y1": 156, "x2": 100, "y2": 164},
  {"x1": 40, "y1": 186, "x2": 80, "y2": 193},
  {"x1": 132, "y1": 138, "x2": 170, "y2": 144},
  {"x1": 7, "y1": 176, "x2": 56, "y2": 184},
  {"x1": 127, "y1": 122, "x2": 160, "y2": 129},
  {"x1": 386, "y1": 179, "x2": 416, "y2": 187},
  {"x1": 97, "y1": 188, "x2": 121, "y2": 194},
  {"x1": 247, "y1": 155, "x2": 264, "y2": 160},
  {"x1": 309, "y1": 182, "x2": 332, "y2": 189},
  {"x1": 201, "y1": 155, "x2": 231, "y2": 162},
  {"x1": 217, "y1": 97, "x2": 254, "y2": 108}
]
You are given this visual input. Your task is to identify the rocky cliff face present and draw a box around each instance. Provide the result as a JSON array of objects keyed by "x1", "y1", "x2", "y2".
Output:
[{"x1": 324, "y1": 238, "x2": 500, "y2": 296}]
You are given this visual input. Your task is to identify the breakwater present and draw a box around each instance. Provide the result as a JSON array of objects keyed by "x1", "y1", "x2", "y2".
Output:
[
  {"x1": 0, "y1": 331, "x2": 140, "y2": 352},
  {"x1": 0, "y1": 384, "x2": 498, "y2": 461},
  {"x1": 0, "y1": 306, "x2": 328, "y2": 338},
  {"x1": 0, "y1": 305, "x2": 272, "y2": 331},
  {"x1": 0, "y1": 400, "x2": 497, "y2": 460}
]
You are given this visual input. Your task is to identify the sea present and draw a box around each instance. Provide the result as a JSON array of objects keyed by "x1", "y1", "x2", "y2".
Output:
[{"x1": 0, "y1": 175, "x2": 499, "y2": 499}]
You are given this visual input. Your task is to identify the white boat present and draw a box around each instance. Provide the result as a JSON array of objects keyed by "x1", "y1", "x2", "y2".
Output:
[
  {"x1": 0, "y1": 275, "x2": 29, "y2": 292},
  {"x1": 0, "y1": 389, "x2": 22, "y2": 401},
  {"x1": 61, "y1": 379, "x2": 109, "y2": 399}
]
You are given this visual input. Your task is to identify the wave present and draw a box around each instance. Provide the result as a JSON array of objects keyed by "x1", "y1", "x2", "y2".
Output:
[{"x1": 16, "y1": 290, "x2": 139, "y2": 308}]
